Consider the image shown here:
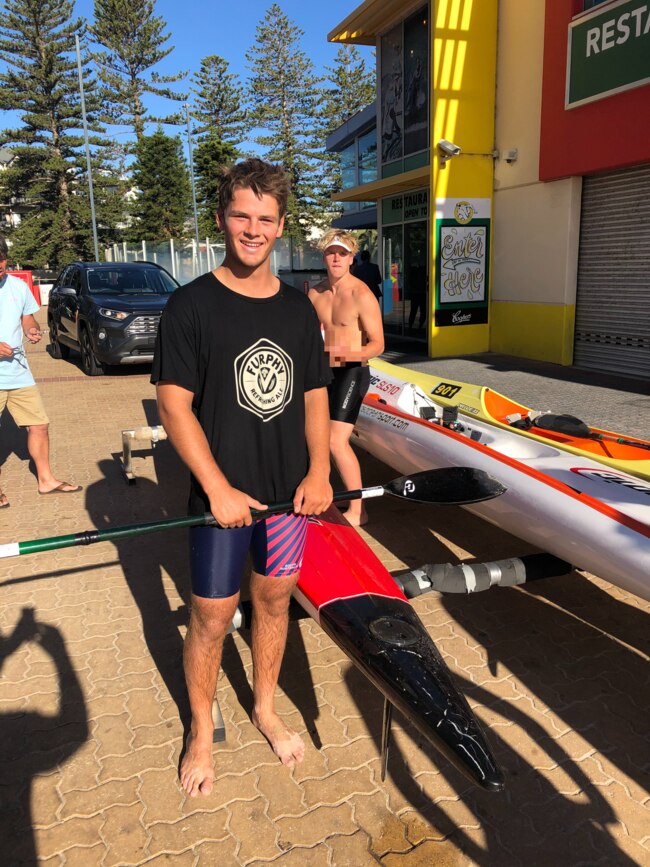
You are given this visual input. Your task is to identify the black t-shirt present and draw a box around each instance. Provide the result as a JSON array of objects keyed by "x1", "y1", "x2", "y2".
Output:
[{"x1": 151, "y1": 273, "x2": 331, "y2": 513}]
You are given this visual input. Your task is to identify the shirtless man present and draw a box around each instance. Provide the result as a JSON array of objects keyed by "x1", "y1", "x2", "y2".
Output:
[
  {"x1": 309, "y1": 230, "x2": 384, "y2": 526},
  {"x1": 153, "y1": 159, "x2": 332, "y2": 797}
]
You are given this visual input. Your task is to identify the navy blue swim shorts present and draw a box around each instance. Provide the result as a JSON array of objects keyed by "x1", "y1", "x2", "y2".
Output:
[{"x1": 189, "y1": 513, "x2": 309, "y2": 598}]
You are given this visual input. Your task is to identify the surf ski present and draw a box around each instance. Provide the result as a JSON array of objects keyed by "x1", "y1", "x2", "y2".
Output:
[
  {"x1": 370, "y1": 358, "x2": 650, "y2": 482},
  {"x1": 355, "y1": 362, "x2": 650, "y2": 602},
  {"x1": 295, "y1": 507, "x2": 505, "y2": 792}
]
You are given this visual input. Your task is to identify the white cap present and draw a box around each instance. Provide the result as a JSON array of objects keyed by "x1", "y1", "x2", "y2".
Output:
[{"x1": 323, "y1": 235, "x2": 354, "y2": 253}]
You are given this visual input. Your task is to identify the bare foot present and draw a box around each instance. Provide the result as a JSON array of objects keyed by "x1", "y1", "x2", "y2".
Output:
[
  {"x1": 252, "y1": 712, "x2": 305, "y2": 768},
  {"x1": 180, "y1": 731, "x2": 215, "y2": 797},
  {"x1": 342, "y1": 508, "x2": 368, "y2": 527}
]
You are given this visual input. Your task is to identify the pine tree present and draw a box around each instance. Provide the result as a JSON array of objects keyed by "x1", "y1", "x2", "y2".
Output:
[
  {"x1": 190, "y1": 55, "x2": 247, "y2": 144},
  {"x1": 90, "y1": 0, "x2": 186, "y2": 141},
  {"x1": 0, "y1": 0, "x2": 122, "y2": 267},
  {"x1": 246, "y1": 4, "x2": 323, "y2": 237},
  {"x1": 317, "y1": 44, "x2": 376, "y2": 220},
  {"x1": 130, "y1": 128, "x2": 191, "y2": 240},
  {"x1": 193, "y1": 134, "x2": 237, "y2": 236},
  {"x1": 322, "y1": 44, "x2": 376, "y2": 140}
]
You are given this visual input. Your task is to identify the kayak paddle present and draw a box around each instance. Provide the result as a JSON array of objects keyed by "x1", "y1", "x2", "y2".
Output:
[
  {"x1": 0, "y1": 467, "x2": 506, "y2": 560},
  {"x1": 534, "y1": 414, "x2": 650, "y2": 451}
]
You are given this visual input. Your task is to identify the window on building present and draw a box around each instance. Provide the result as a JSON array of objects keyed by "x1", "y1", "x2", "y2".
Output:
[
  {"x1": 340, "y1": 142, "x2": 358, "y2": 212},
  {"x1": 358, "y1": 128, "x2": 377, "y2": 185},
  {"x1": 404, "y1": 8, "x2": 429, "y2": 155},
  {"x1": 380, "y1": 5, "x2": 429, "y2": 167},
  {"x1": 380, "y1": 23, "x2": 403, "y2": 164}
]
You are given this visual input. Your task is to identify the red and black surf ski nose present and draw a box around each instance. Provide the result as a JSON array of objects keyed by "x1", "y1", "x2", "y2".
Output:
[{"x1": 318, "y1": 594, "x2": 504, "y2": 792}]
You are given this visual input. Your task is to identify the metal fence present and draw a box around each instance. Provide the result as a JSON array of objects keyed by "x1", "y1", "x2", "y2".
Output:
[
  {"x1": 105, "y1": 238, "x2": 224, "y2": 284},
  {"x1": 105, "y1": 236, "x2": 326, "y2": 287}
]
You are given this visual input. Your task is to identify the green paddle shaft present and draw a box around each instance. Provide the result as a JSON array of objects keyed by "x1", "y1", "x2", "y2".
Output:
[
  {"x1": 0, "y1": 468, "x2": 505, "y2": 560},
  {"x1": 4, "y1": 491, "x2": 372, "y2": 558}
]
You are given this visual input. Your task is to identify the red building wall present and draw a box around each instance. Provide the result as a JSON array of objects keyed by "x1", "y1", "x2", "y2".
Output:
[{"x1": 540, "y1": 0, "x2": 650, "y2": 181}]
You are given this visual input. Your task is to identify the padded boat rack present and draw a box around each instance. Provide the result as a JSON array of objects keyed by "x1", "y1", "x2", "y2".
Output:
[{"x1": 121, "y1": 425, "x2": 168, "y2": 483}]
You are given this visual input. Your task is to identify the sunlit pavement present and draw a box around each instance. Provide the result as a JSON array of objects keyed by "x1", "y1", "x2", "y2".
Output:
[{"x1": 1, "y1": 337, "x2": 648, "y2": 865}]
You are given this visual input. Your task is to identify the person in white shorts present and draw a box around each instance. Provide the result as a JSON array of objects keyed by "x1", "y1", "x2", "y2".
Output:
[{"x1": 0, "y1": 236, "x2": 82, "y2": 507}]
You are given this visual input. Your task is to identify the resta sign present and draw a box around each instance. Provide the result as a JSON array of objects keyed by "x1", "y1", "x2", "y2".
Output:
[{"x1": 566, "y1": 0, "x2": 650, "y2": 107}]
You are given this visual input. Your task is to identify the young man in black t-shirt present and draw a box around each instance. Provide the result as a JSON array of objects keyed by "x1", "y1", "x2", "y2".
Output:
[{"x1": 152, "y1": 159, "x2": 332, "y2": 797}]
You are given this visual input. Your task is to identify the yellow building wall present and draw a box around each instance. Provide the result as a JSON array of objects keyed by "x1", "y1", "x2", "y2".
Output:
[
  {"x1": 429, "y1": 0, "x2": 498, "y2": 358},
  {"x1": 491, "y1": 0, "x2": 581, "y2": 365},
  {"x1": 490, "y1": 302, "x2": 576, "y2": 364}
]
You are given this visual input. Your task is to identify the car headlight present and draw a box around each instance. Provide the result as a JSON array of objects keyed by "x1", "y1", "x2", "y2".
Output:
[{"x1": 98, "y1": 307, "x2": 127, "y2": 320}]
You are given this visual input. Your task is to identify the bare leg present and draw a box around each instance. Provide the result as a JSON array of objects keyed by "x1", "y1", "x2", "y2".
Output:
[
  {"x1": 181, "y1": 592, "x2": 239, "y2": 796},
  {"x1": 26, "y1": 424, "x2": 79, "y2": 493},
  {"x1": 330, "y1": 420, "x2": 367, "y2": 526},
  {"x1": 250, "y1": 570, "x2": 305, "y2": 767}
]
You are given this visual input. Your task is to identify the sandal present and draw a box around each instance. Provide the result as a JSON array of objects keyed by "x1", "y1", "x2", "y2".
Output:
[{"x1": 38, "y1": 482, "x2": 83, "y2": 495}]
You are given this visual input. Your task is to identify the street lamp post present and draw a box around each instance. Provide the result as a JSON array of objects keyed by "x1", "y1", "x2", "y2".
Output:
[
  {"x1": 75, "y1": 33, "x2": 99, "y2": 261},
  {"x1": 185, "y1": 103, "x2": 201, "y2": 273}
]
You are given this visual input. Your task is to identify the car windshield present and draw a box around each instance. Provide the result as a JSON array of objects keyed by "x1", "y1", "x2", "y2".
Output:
[{"x1": 86, "y1": 268, "x2": 177, "y2": 295}]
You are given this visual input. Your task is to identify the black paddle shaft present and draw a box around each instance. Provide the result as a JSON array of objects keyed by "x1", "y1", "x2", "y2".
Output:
[
  {"x1": 4, "y1": 467, "x2": 507, "y2": 560},
  {"x1": 340, "y1": 467, "x2": 507, "y2": 508}
]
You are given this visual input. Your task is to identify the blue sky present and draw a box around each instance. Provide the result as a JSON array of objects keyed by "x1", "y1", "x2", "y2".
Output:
[
  {"x1": 83, "y1": 0, "x2": 372, "y2": 137},
  {"x1": 1, "y1": 0, "x2": 373, "y2": 146}
]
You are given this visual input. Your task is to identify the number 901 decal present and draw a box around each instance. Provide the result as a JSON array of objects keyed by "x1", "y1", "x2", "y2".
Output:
[{"x1": 432, "y1": 382, "x2": 461, "y2": 399}]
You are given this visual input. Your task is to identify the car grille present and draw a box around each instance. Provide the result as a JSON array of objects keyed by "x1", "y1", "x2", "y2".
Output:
[{"x1": 125, "y1": 315, "x2": 161, "y2": 335}]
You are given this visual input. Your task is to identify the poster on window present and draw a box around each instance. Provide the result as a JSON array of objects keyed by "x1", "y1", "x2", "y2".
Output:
[
  {"x1": 404, "y1": 9, "x2": 428, "y2": 155},
  {"x1": 435, "y1": 199, "x2": 491, "y2": 327},
  {"x1": 381, "y1": 24, "x2": 403, "y2": 164}
]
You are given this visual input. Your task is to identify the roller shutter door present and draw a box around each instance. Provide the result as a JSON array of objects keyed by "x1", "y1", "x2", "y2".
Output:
[{"x1": 574, "y1": 164, "x2": 650, "y2": 378}]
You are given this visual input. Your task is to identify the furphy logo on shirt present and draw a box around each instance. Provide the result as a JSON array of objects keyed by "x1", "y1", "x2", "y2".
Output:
[{"x1": 234, "y1": 339, "x2": 293, "y2": 421}]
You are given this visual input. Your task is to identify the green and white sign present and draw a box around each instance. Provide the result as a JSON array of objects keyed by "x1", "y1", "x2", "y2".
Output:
[
  {"x1": 566, "y1": 0, "x2": 650, "y2": 108},
  {"x1": 382, "y1": 188, "x2": 428, "y2": 225}
]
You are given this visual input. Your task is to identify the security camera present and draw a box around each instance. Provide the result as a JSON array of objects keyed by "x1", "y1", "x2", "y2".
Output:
[{"x1": 437, "y1": 139, "x2": 462, "y2": 157}]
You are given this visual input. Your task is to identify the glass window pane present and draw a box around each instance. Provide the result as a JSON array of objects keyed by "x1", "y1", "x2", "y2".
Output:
[
  {"x1": 382, "y1": 225, "x2": 404, "y2": 335},
  {"x1": 381, "y1": 24, "x2": 403, "y2": 163},
  {"x1": 358, "y1": 127, "x2": 377, "y2": 185},
  {"x1": 404, "y1": 7, "x2": 429, "y2": 155},
  {"x1": 340, "y1": 143, "x2": 356, "y2": 191}
]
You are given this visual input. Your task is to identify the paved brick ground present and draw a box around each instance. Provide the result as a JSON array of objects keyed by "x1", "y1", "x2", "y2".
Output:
[{"x1": 0, "y1": 336, "x2": 648, "y2": 866}]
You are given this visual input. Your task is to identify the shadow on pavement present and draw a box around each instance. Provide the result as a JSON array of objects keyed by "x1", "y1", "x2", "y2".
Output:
[
  {"x1": 345, "y1": 450, "x2": 648, "y2": 863},
  {"x1": 220, "y1": 619, "x2": 323, "y2": 751},
  {"x1": 0, "y1": 411, "x2": 31, "y2": 474},
  {"x1": 83, "y1": 398, "x2": 191, "y2": 729},
  {"x1": 0, "y1": 609, "x2": 89, "y2": 865}
]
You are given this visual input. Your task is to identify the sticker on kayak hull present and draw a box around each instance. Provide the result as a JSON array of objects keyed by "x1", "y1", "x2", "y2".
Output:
[
  {"x1": 571, "y1": 467, "x2": 650, "y2": 497},
  {"x1": 431, "y1": 382, "x2": 461, "y2": 399}
]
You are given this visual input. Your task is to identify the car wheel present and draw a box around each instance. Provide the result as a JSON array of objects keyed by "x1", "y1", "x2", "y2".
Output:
[
  {"x1": 48, "y1": 318, "x2": 70, "y2": 360},
  {"x1": 80, "y1": 327, "x2": 105, "y2": 376}
]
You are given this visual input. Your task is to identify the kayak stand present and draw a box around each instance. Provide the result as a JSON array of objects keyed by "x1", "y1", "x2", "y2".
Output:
[
  {"x1": 121, "y1": 425, "x2": 168, "y2": 483},
  {"x1": 381, "y1": 698, "x2": 393, "y2": 782}
]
